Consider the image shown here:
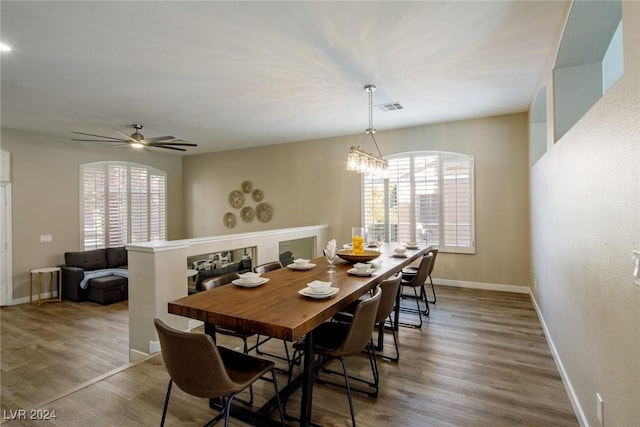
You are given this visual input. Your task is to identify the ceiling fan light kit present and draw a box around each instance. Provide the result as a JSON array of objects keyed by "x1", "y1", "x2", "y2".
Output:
[{"x1": 72, "y1": 124, "x2": 198, "y2": 152}]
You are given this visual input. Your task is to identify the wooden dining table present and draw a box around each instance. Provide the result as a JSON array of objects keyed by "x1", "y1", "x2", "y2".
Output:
[{"x1": 167, "y1": 242, "x2": 429, "y2": 426}]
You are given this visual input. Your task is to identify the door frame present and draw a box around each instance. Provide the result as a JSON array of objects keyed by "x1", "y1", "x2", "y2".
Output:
[{"x1": 1, "y1": 183, "x2": 13, "y2": 306}]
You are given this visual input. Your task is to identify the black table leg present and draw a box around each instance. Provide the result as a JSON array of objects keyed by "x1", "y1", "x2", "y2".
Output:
[{"x1": 299, "y1": 331, "x2": 314, "y2": 427}]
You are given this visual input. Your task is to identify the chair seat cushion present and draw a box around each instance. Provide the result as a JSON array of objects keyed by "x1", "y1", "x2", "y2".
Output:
[{"x1": 217, "y1": 346, "x2": 275, "y2": 386}]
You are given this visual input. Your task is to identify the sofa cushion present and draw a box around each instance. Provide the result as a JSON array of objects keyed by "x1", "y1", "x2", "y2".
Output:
[
  {"x1": 90, "y1": 275, "x2": 127, "y2": 289},
  {"x1": 106, "y1": 247, "x2": 127, "y2": 268},
  {"x1": 65, "y1": 249, "x2": 108, "y2": 271}
]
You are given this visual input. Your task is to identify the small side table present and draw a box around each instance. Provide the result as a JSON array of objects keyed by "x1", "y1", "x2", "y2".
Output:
[{"x1": 30, "y1": 267, "x2": 62, "y2": 306}]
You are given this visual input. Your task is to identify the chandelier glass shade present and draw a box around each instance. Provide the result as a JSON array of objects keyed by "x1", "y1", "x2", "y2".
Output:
[{"x1": 346, "y1": 85, "x2": 389, "y2": 178}]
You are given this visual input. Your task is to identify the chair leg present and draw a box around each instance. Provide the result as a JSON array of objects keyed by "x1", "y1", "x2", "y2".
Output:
[
  {"x1": 160, "y1": 379, "x2": 172, "y2": 427},
  {"x1": 426, "y1": 275, "x2": 437, "y2": 304},
  {"x1": 271, "y1": 368, "x2": 286, "y2": 426},
  {"x1": 376, "y1": 317, "x2": 400, "y2": 362},
  {"x1": 338, "y1": 357, "x2": 357, "y2": 427},
  {"x1": 398, "y1": 286, "x2": 426, "y2": 328},
  {"x1": 366, "y1": 340, "x2": 379, "y2": 397}
]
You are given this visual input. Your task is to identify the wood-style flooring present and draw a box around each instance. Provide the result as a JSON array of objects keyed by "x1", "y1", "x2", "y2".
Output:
[{"x1": 0, "y1": 286, "x2": 578, "y2": 426}]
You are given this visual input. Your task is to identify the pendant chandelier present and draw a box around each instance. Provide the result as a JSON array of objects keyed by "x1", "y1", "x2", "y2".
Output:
[{"x1": 346, "y1": 84, "x2": 389, "y2": 178}]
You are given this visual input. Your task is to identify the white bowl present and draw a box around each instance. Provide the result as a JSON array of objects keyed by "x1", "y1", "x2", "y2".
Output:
[
  {"x1": 353, "y1": 262, "x2": 370, "y2": 272},
  {"x1": 407, "y1": 242, "x2": 417, "y2": 247},
  {"x1": 238, "y1": 272, "x2": 261, "y2": 283},
  {"x1": 293, "y1": 258, "x2": 310, "y2": 266},
  {"x1": 307, "y1": 280, "x2": 332, "y2": 294},
  {"x1": 394, "y1": 247, "x2": 407, "y2": 255}
]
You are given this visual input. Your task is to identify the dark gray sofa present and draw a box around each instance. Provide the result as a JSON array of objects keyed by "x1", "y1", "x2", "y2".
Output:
[{"x1": 61, "y1": 247, "x2": 128, "y2": 305}]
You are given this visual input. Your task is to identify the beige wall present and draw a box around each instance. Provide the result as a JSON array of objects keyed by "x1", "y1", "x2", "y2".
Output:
[
  {"x1": 0, "y1": 128, "x2": 184, "y2": 300},
  {"x1": 530, "y1": 2, "x2": 639, "y2": 425},
  {"x1": 183, "y1": 112, "x2": 531, "y2": 288}
]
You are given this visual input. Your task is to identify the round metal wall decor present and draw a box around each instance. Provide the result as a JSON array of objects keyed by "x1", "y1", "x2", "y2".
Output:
[
  {"x1": 240, "y1": 206, "x2": 255, "y2": 223},
  {"x1": 223, "y1": 212, "x2": 237, "y2": 228},
  {"x1": 228, "y1": 190, "x2": 245, "y2": 209},
  {"x1": 255, "y1": 202, "x2": 273, "y2": 223},
  {"x1": 241, "y1": 180, "x2": 253, "y2": 193},
  {"x1": 251, "y1": 189, "x2": 264, "y2": 202}
]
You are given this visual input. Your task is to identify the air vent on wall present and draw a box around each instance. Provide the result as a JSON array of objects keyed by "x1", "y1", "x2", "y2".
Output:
[{"x1": 376, "y1": 102, "x2": 404, "y2": 112}]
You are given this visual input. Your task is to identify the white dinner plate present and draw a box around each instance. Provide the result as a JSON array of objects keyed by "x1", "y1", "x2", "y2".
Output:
[
  {"x1": 347, "y1": 268, "x2": 376, "y2": 277},
  {"x1": 287, "y1": 263, "x2": 316, "y2": 271},
  {"x1": 298, "y1": 287, "x2": 339, "y2": 299},
  {"x1": 232, "y1": 277, "x2": 270, "y2": 288}
]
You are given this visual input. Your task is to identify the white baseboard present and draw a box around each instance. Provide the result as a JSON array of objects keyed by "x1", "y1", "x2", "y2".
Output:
[
  {"x1": 434, "y1": 277, "x2": 530, "y2": 294},
  {"x1": 10, "y1": 292, "x2": 59, "y2": 306},
  {"x1": 130, "y1": 348, "x2": 149, "y2": 362},
  {"x1": 529, "y1": 293, "x2": 587, "y2": 426}
]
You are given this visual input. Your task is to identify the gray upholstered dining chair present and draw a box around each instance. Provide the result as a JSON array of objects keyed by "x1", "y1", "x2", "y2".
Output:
[
  {"x1": 402, "y1": 246, "x2": 439, "y2": 304},
  {"x1": 326, "y1": 275, "x2": 402, "y2": 398},
  {"x1": 398, "y1": 252, "x2": 433, "y2": 328},
  {"x1": 288, "y1": 286, "x2": 382, "y2": 427},
  {"x1": 154, "y1": 318, "x2": 285, "y2": 427}
]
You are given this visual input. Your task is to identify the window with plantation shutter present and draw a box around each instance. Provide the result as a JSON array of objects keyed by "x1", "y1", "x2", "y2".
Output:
[
  {"x1": 363, "y1": 151, "x2": 475, "y2": 254},
  {"x1": 80, "y1": 162, "x2": 166, "y2": 250}
]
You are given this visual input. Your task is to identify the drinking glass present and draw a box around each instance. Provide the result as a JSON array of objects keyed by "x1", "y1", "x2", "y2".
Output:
[{"x1": 326, "y1": 249, "x2": 336, "y2": 274}]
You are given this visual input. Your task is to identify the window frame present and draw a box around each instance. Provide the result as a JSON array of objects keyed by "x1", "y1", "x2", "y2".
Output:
[
  {"x1": 362, "y1": 151, "x2": 475, "y2": 254},
  {"x1": 79, "y1": 161, "x2": 167, "y2": 250}
]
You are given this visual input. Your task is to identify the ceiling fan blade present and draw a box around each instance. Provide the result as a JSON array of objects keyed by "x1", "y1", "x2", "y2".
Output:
[
  {"x1": 72, "y1": 138, "x2": 128, "y2": 143},
  {"x1": 150, "y1": 142, "x2": 198, "y2": 147},
  {"x1": 116, "y1": 130, "x2": 134, "y2": 140},
  {"x1": 72, "y1": 131, "x2": 124, "y2": 141},
  {"x1": 152, "y1": 145, "x2": 186, "y2": 152},
  {"x1": 144, "y1": 135, "x2": 175, "y2": 142}
]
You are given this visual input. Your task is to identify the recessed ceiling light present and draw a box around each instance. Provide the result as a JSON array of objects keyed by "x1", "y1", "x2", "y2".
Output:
[{"x1": 0, "y1": 43, "x2": 12, "y2": 52}]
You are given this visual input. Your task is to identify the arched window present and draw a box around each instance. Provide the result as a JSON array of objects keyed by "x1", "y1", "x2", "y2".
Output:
[
  {"x1": 363, "y1": 151, "x2": 475, "y2": 254},
  {"x1": 80, "y1": 161, "x2": 166, "y2": 250}
]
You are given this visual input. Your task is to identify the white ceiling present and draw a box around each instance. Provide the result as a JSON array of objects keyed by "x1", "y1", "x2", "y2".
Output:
[{"x1": 1, "y1": 1, "x2": 567, "y2": 155}]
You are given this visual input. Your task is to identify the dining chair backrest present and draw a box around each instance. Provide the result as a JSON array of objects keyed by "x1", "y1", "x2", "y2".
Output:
[
  {"x1": 375, "y1": 276, "x2": 402, "y2": 324},
  {"x1": 402, "y1": 253, "x2": 433, "y2": 288},
  {"x1": 197, "y1": 272, "x2": 239, "y2": 292},
  {"x1": 253, "y1": 261, "x2": 283, "y2": 275},
  {"x1": 333, "y1": 286, "x2": 382, "y2": 357},
  {"x1": 426, "y1": 247, "x2": 438, "y2": 276},
  {"x1": 154, "y1": 318, "x2": 235, "y2": 398}
]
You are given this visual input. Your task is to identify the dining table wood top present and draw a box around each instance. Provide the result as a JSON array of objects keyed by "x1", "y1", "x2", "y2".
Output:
[{"x1": 167, "y1": 243, "x2": 429, "y2": 342}]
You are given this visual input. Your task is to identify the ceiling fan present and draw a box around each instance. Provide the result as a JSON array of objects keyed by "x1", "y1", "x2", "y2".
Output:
[{"x1": 72, "y1": 124, "x2": 197, "y2": 152}]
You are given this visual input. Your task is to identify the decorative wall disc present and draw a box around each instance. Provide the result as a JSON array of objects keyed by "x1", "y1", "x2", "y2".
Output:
[
  {"x1": 255, "y1": 202, "x2": 273, "y2": 223},
  {"x1": 241, "y1": 180, "x2": 253, "y2": 193},
  {"x1": 223, "y1": 212, "x2": 237, "y2": 228},
  {"x1": 228, "y1": 190, "x2": 245, "y2": 209},
  {"x1": 251, "y1": 189, "x2": 264, "y2": 202},
  {"x1": 240, "y1": 206, "x2": 255, "y2": 223}
]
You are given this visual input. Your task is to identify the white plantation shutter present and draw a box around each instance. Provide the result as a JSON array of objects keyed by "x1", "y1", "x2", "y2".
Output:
[
  {"x1": 388, "y1": 157, "x2": 412, "y2": 244},
  {"x1": 442, "y1": 154, "x2": 473, "y2": 248},
  {"x1": 80, "y1": 162, "x2": 166, "y2": 250},
  {"x1": 81, "y1": 163, "x2": 106, "y2": 250},
  {"x1": 107, "y1": 164, "x2": 128, "y2": 247},
  {"x1": 362, "y1": 151, "x2": 474, "y2": 254},
  {"x1": 129, "y1": 167, "x2": 148, "y2": 243},
  {"x1": 149, "y1": 173, "x2": 166, "y2": 241}
]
